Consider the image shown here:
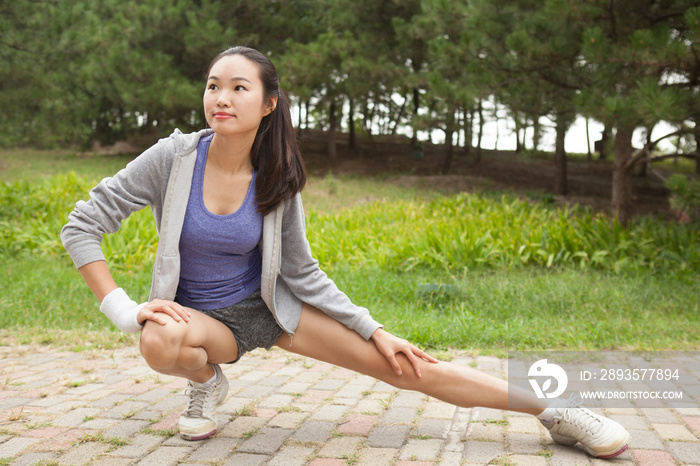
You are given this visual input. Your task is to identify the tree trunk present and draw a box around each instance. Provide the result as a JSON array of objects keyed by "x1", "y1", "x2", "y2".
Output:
[
  {"x1": 440, "y1": 108, "x2": 456, "y2": 174},
  {"x1": 694, "y1": 124, "x2": 700, "y2": 175},
  {"x1": 457, "y1": 107, "x2": 464, "y2": 147},
  {"x1": 348, "y1": 97, "x2": 356, "y2": 151},
  {"x1": 554, "y1": 118, "x2": 568, "y2": 195},
  {"x1": 636, "y1": 128, "x2": 652, "y2": 178},
  {"x1": 493, "y1": 104, "x2": 500, "y2": 150},
  {"x1": 465, "y1": 108, "x2": 473, "y2": 154},
  {"x1": 361, "y1": 101, "x2": 371, "y2": 139},
  {"x1": 365, "y1": 100, "x2": 376, "y2": 139},
  {"x1": 327, "y1": 100, "x2": 337, "y2": 159},
  {"x1": 476, "y1": 99, "x2": 484, "y2": 163},
  {"x1": 304, "y1": 100, "x2": 311, "y2": 129},
  {"x1": 532, "y1": 118, "x2": 542, "y2": 152},
  {"x1": 298, "y1": 98, "x2": 303, "y2": 133},
  {"x1": 293, "y1": 99, "x2": 302, "y2": 136},
  {"x1": 585, "y1": 118, "x2": 592, "y2": 160},
  {"x1": 515, "y1": 117, "x2": 523, "y2": 154},
  {"x1": 411, "y1": 87, "x2": 420, "y2": 145},
  {"x1": 612, "y1": 127, "x2": 634, "y2": 226},
  {"x1": 598, "y1": 125, "x2": 612, "y2": 160}
]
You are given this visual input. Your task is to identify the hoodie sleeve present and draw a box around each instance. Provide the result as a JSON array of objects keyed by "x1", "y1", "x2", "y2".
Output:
[
  {"x1": 277, "y1": 194, "x2": 383, "y2": 340},
  {"x1": 60, "y1": 132, "x2": 179, "y2": 269}
]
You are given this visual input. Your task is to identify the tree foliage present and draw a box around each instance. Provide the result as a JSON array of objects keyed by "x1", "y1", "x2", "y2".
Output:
[
  {"x1": 1, "y1": 0, "x2": 306, "y2": 147},
  {"x1": 2, "y1": 0, "x2": 699, "y2": 220}
]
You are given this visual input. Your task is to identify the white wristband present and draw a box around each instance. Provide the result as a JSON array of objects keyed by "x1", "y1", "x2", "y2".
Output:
[{"x1": 99, "y1": 288, "x2": 146, "y2": 333}]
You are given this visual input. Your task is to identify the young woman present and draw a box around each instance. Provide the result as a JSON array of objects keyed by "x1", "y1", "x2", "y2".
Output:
[{"x1": 61, "y1": 46, "x2": 630, "y2": 459}]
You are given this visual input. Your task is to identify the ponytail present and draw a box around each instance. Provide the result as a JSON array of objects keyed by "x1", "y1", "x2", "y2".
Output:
[{"x1": 251, "y1": 89, "x2": 306, "y2": 216}]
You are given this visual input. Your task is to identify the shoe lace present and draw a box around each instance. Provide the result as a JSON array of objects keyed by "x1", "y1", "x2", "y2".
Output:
[
  {"x1": 559, "y1": 395, "x2": 602, "y2": 435},
  {"x1": 184, "y1": 384, "x2": 209, "y2": 417}
]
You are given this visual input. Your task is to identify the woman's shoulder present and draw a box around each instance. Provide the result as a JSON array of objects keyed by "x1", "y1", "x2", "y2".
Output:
[
  {"x1": 130, "y1": 129, "x2": 211, "y2": 170},
  {"x1": 156, "y1": 128, "x2": 212, "y2": 158}
]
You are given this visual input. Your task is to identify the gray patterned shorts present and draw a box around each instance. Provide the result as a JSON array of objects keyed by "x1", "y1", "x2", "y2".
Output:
[{"x1": 196, "y1": 289, "x2": 284, "y2": 364}]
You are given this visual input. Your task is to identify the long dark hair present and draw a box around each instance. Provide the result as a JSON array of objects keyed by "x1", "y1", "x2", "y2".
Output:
[{"x1": 207, "y1": 46, "x2": 306, "y2": 215}]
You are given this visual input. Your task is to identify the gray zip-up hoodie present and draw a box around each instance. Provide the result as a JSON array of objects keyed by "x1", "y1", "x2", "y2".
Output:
[{"x1": 61, "y1": 129, "x2": 382, "y2": 341}]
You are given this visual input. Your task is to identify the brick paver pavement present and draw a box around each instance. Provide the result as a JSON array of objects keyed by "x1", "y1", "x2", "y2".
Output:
[{"x1": 0, "y1": 344, "x2": 698, "y2": 465}]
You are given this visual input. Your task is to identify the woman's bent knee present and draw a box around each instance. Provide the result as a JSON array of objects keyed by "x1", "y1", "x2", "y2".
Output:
[{"x1": 139, "y1": 319, "x2": 185, "y2": 368}]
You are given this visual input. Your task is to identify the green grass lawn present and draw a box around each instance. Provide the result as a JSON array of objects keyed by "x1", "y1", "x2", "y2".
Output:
[
  {"x1": 1, "y1": 148, "x2": 698, "y2": 354},
  {"x1": 2, "y1": 252, "x2": 697, "y2": 355},
  {"x1": 332, "y1": 266, "x2": 699, "y2": 356},
  {"x1": 0, "y1": 148, "x2": 135, "y2": 182}
]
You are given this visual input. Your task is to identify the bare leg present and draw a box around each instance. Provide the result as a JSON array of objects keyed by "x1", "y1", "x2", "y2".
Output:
[
  {"x1": 139, "y1": 309, "x2": 239, "y2": 383},
  {"x1": 276, "y1": 304, "x2": 547, "y2": 416}
]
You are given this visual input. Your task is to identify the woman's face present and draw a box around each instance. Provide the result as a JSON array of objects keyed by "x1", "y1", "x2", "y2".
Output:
[{"x1": 203, "y1": 54, "x2": 276, "y2": 138}]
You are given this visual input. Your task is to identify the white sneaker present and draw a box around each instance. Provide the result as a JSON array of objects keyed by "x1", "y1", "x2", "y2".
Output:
[
  {"x1": 179, "y1": 364, "x2": 229, "y2": 441},
  {"x1": 540, "y1": 397, "x2": 630, "y2": 458}
]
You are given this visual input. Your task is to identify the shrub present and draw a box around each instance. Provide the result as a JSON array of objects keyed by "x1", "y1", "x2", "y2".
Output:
[
  {"x1": 307, "y1": 193, "x2": 699, "y2": 274},
  {"x1": 665, "y1": 173, "x2": 700, "y2": 222},
  {"x1": 2, "y1": 173, "x2": 698, "y2": 277},
  {"x1": 0, "y1": 172, "x2": 157, "y2": 271}
]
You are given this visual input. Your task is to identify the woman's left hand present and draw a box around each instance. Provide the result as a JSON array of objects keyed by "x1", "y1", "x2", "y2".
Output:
[{"x1": 370, "y1": 328, "x2": 439, "y2": 378}]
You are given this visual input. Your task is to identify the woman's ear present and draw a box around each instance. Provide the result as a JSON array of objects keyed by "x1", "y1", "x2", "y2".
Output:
[{"x1": 265, "y1": 96, "x2": 278, "y2": 116}]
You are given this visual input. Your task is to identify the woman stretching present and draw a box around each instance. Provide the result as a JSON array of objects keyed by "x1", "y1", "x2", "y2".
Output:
[{"x1": 61, "y1": 46, "x2": 630, "y2": 459}]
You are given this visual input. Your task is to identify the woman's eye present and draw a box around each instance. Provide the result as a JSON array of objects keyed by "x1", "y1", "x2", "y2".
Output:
[
  {"x1": 208, "y1": 84, "x2": 219, "y2": 91},
  {"x1": 234, "y1": 85, "x2": 246, "y2": 91}
]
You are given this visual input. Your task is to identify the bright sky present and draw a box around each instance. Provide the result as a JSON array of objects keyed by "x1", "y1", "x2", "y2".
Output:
[
  {"x1": 473, "y1": 116, "x2": 679, "y2": 155},
  {"x1": 291, "y1": 98, "x2": 683, "y2": 155}
]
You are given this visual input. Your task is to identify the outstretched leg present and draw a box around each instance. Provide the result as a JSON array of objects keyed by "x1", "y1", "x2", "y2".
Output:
[
  {"x1": 275, "y1": 304, "x2": 546, "y2": 415},
  {"x1": 275, "y1": 304, "x2": 630, "y2": 458}
]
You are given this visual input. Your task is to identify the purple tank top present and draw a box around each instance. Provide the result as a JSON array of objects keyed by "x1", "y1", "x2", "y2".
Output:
[{"x1": 176, "y1": 134, "x2": 263, "y2": 310}]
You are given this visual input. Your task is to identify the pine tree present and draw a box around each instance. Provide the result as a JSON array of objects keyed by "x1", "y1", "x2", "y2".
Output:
[{"x1": 577, "y1": 1, "x2": 700, "y2": 225}]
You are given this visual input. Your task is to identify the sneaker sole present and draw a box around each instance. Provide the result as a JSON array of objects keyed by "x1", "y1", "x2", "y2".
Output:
[
  {"x1": 180, "y1": 429, "x2": 217, "y2": 441},
  {"x1": 591, "y1": 441, "x2": 630, "y2": 459},
  {"x1": 584, "y1": 431, "x2": 631, "y2": 458},
  {"x1": 550, "y1": 434, "x2": 630, "y2": 458},
  {"x1": 179, "y1": 417, "x2": 218, "y2": 441}
]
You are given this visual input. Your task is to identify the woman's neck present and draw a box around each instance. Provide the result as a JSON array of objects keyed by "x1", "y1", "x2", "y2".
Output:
[{"x1": 207, "y1": 133, "x2": 255, "y2": 175}]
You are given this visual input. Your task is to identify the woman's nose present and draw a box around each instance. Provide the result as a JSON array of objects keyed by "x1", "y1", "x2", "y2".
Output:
[{"x1": 216, "y1": 91, "x2": 231, "y2": 106}]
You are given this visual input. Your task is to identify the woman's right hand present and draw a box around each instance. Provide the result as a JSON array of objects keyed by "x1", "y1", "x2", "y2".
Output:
[{"x1": 137, "y1": 299, "x2": 192, "y2": 326}]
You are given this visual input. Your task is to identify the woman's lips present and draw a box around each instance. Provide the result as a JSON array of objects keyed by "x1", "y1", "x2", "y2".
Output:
[{"x1": 214, "y1": 112, "x2": 234, "y2": 119}]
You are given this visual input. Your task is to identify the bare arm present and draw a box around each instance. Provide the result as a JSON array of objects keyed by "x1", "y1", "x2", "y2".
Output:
[{"x1": 78, "y1": 260, "x2": 118, "y2": 302}]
